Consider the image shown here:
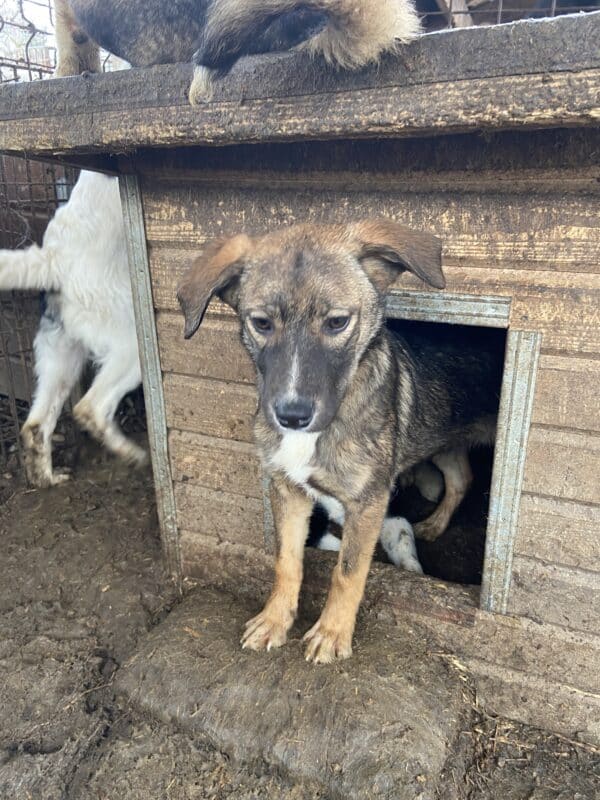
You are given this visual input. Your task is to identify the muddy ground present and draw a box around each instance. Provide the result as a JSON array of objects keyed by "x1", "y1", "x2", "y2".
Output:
[{"x1": 0, "y1": 442, "x2": 598, "y2": 799}]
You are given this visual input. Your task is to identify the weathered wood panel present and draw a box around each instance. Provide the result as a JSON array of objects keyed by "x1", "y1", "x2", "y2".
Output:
[
  {"x1": 133, "y1": 128, "x2": 600, "y2": 193},
  {"x1": 532, "y1": 356, "x2": 600, "y2": 432},
  {"x1": 180, "y1": 531, "x2": 272, "y2": 598},
  {"x1": 119, "y1": 174, "x2": 182, "y2": 583},
  {"x1": 169, "y1": 430, "x2": 262, "y2": 498},
  {"x1": 466, "y1": 658, "x2": 600, "y2": 746},
  {"x1": 516, "y1": 494, "x2": 600, "y2": 572},
  {"x1": 508, "y1": 556, "x2": 600, "y2": 635},
  {"x1": 443, "y1": 610, "x2": 600, "y2": 696},
  {"x1": 523, "y1": 427, "x2": 600, "y2": 504},
  {"x1": 175, "y1": 484, "x2": 263, "y2": 549},
  {"x1": 164, "y1": 373, "x2": 257, "y2": 442},
  {"x1": 1, "y1": 16, "x2": 599, "y2": 156},
  {"x1": 482, "y1": 330, "x2": 540, "y2": 615},
  {"x1": 157, "y1": 312, "x2": 254, "y2": 384},
  {"x1": 143, "y1": 183, "x2": 600, "y2": 356},
  {"x1": 142, "y1": 190, "x2": 600, "y2": 273},
  {"x1": 147, "y1": 247, "x2": 600, "y2": 320}
]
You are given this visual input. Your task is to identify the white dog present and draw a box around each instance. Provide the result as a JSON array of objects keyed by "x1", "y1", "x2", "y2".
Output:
[{"x1": 0, "y1": 170, "x2": 144, "y2": 487}]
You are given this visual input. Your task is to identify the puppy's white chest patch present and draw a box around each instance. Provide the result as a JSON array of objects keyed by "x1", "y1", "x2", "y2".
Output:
[
  {"x1": 268, "y1": 431, "x2": 346, "y2": 525},
  {"x1": 269, "y1": 431, "x2": 320, "y2": 486}
]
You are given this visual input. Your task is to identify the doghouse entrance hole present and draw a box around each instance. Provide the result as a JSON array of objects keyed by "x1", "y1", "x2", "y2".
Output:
[
  {"x1": 307, "y1": 319, "x2": 507, "y2": 587},
  {"x1": 303, "y1": 290, "x2": 541, "y2": 613}
]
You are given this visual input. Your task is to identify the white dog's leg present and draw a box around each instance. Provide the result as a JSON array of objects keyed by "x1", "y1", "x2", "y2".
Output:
[
  {"x1": 317, "y1": 514, "x2": 423, "y2": 573},
  {"x1": 21, "y1": 313, "x2": 86, "y2": 488},
  {"x1": 379, "y1": 516, "x2": 423, "y2": 573},
  {"x1": 73, "y1": 347, "x2": 146, "y2": 466}
]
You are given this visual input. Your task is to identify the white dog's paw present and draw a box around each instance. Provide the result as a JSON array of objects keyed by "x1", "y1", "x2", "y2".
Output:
[
  {"x1": 380, "y1": 517, "x2": 423, "y2": 574},
  {"x1": 316, "y1": 531, "x2": 341, "y2": 552}
]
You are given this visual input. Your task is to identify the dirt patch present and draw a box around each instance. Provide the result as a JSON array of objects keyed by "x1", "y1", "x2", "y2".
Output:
[{"x1": 0, "y1": 445, "x2": 598, "y2": 798}]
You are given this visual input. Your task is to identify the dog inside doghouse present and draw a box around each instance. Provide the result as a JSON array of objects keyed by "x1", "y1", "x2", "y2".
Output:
[
  {"x1": 307, "y1": 318, "x2": 507, "y2": 588},
  {"x1": 178, "y1": 220, "x2": 510, "y2": 662}
]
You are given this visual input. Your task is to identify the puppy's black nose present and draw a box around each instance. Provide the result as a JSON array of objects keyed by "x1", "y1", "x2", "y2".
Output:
[{"x1": 274, "y1": 398, "x2": 314, "y2": 430}]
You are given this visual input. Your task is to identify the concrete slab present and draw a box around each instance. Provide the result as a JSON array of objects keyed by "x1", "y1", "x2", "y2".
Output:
[{"x1": 115, "y1": 589, "x2": 472, "y2": 800}]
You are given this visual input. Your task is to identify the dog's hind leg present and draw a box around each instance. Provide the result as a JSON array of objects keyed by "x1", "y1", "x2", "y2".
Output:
[
  {"x1": 22, "y1": 311, "x2": 86, "y2": 488},
  {"x1": 54, "y1": 0, "x2": 100, "y2": 77},
  {"x1": 73, "y1": 347, "x2": 146, "y2": 466},
  {"x1": 242, "y1": 477, "x2": 314, "y2": 652},
  {"x1": 414, "y1": 448, "x2": 473, "y2": 542}
]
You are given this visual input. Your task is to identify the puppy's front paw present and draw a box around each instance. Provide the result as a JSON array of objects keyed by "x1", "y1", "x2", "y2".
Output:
[
  {"x1": 303, "y1": 619, "x2": 352, "y2": 664},
  {"x1": 241, "y1": 606, "x2": 292, "y2": 653},
  {"x1": 188, "y1": 65, "x2": 217, "y2": 105}
]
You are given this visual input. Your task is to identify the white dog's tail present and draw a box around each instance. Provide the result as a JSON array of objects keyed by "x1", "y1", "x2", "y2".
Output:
[
  {"x1": 190, "y1": 0, "x2": 421, "y2": 103},
  {"x1": 0, "y1": 243, "x2": 57, "y2": 292}
]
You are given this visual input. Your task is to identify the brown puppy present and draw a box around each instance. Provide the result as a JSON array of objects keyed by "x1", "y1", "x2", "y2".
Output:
[
  {"x1": 178, "y1": 221, "x2": 501, "y2": 663},
  {"x1": 55, "y1": 0, "x2": 421, "y2": 104}
]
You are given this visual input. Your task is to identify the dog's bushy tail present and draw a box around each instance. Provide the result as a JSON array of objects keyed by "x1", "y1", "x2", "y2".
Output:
[
  {"x1": 0, "y1": 244, "x2": 56, "y2": 292},
  {"x1": 190, "y1": 0, "x2": 421, "y2": 103}
]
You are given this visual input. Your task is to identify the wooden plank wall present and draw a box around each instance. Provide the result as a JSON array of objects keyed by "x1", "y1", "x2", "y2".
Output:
[{"x1": 137, "y1": 128, "x2": 600, "y2": 732}]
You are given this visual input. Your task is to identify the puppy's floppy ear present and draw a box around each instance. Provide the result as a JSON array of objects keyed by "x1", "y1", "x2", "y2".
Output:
[
  {"x1": 350, "y1": 219, "x2": 444, "y2": 292},
  {"x1": 177, "y1": 234, "x2": 251, "y2": 339}
]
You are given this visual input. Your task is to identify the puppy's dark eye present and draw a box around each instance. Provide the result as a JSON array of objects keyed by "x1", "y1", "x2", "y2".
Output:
[
  {"x1": 324, "y1": 315, "x2": 350, "y2": 334},
  {"x1": 251, "y1": 316, "x2": 273, "y2": 335}
]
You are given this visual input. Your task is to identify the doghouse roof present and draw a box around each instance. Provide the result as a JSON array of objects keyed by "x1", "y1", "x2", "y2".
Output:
[{"x1": 0, "y1": 13, "x2": 598, "y2": 171}]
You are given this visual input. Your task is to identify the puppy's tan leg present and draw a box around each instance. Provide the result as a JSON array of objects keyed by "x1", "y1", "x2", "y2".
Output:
[
  {"x1": 242, "y1": 477, "x2": 313, "y2": 652},
  {"x1": 414, "y1": 448, "x2": 473, "y2": 542},
  {"x1": 304, "y1": 490, "x2": 388, "y2": 664},
  {"x1": 54, "y1": 0, "x2": 100, "y2": 77}
]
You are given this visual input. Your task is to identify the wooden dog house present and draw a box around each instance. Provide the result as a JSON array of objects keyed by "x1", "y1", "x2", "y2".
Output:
[{"x1": 1, "y1": 14, "x2": 598, "y2": 743}]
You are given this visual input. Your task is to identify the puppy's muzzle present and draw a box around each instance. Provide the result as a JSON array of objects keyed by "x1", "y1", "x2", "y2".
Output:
[{"x1": 273, "y1": 397, "x2": 314, "y2": 430}]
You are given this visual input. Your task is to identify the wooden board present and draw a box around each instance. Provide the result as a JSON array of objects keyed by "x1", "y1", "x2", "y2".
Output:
[
  {"x1": 143, "y1": 180, "x2": 600, "y2": 356},
  {"x1": 1, "y1": 16, "x2": 598, "y2": 156},
  {"x1": 142, "y1": 188, "x2": 600, "y2": 271},
  {"x1": 516, "y1": 494, "x2": 600, "y2": 572},
  {"x1": 509, "y1": 555, "x2": 600, "y2": 635},
  {"x1": 157, "y1": 313, "x2": 254, "y2": 384},
  {"x1": 523, "y1": 427, "x2": 600, "y2": 504},
  {"x1": 169, "y1": 430, "x2": 262, "y2": 498},
  {"x1": 164, "y1": 373, "x2": 257, "y2": 442},
  {"x1": 131, "y1": 128, "x2": 600, "y2": 189},
  {"x1": 175, "y1": 484, "x2": 263, "y2": 549},
  {"x1": 532, "y1": 355, "x2": 600, "y2": 432},
  {"x1": 466, "y1": 658, "x2": 600, "y2": 745}
]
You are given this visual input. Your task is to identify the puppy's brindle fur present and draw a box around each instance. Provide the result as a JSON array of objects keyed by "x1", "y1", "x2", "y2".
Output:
[
  {"x1": 178, "y1": 220, "x2": 499, "y2": 663},
  {"x1": 55, "y1": 0, "x2": 421, "y2": 104}
]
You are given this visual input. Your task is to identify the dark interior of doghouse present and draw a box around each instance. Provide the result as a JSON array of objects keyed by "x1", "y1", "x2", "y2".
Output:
[{"x1": 307, "y1": 320, "x2": 507, "y2": 587}]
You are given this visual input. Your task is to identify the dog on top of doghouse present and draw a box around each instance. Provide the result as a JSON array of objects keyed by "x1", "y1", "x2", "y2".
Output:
[
  {"x1": 53, "y1": 0, "x2": 422, "y2": 103},
  {"x1": 178, "y1": 220, "x2": 503, "y2": 663}
]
